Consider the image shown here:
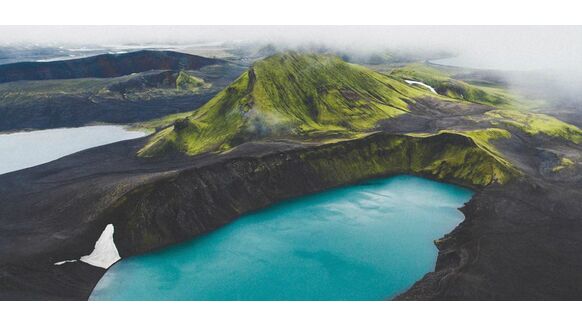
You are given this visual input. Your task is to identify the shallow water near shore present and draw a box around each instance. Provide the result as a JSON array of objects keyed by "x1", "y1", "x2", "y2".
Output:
[
  {"x1": 90, "y1": 175, "x2": 473, "y2": 301},
  {"x1": 0, "y1": 125, "x2": 147, "y2": 175}
]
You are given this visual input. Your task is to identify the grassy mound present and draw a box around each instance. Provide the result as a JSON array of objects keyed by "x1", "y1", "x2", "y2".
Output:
[
  {"x1": 175, "y1": 71, "x2": 209, "y2": 91},
  {"x1": 139, "y1": 52, "x2": 436, "y2": 156}
]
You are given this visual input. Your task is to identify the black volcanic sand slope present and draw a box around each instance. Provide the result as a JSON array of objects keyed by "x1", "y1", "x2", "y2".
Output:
[
  {"x1": 0, "y1": 51, "x2": 246, "y2": 131},
  {"x1": 1, "y1": 53, "x2": 582, "y2": 300},
  {"x1": 397, "y1": 179, "x2": 582, "y2": 300}
]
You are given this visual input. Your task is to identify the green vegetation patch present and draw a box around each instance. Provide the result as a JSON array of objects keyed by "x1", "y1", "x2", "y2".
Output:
[
  {"x1": 391, "y1": 63, "x2": 526, "y2": 109},
  {"x1": 552, "y1": 157, "x2": 575, "y2": 172},
  {"x1": 131, "y1": 111, "x2": 195, "y2": 133},
  {"x1": 407, "y1": 128, "x2": 515, "y2": 173},
  {"x1": 446, "y1": 128, "x2": 513, "y2": 167},
  {"x1": 303, "y1": 132, "x2": 517, "y2": 187},
  {"x1": 392, "y1": 64, "x2": 581, "y2": 145},
  {"x1": 175, "y1": 71, "x2": 209, "y2": 91},
  {"x1": 486, "y1": 110, "x2": 582, "y2": 143},
  {"x1": 390, "y1": 63, "x2": 545, "y2": 110}
]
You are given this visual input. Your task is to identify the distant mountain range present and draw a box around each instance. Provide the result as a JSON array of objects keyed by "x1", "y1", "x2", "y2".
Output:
[
  {"x1": 0, "y1": 50, "x2": 245, "y2": 131},
  {"x1": 0, "y1": 50, "x2": 223, "y2": 83}
]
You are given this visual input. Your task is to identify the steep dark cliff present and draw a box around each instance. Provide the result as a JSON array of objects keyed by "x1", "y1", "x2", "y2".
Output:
[
  {"x1": 109, "y1": 132, "x2": 514, "y2": 255},
  {"x1": 0, "y1": 132, "x2": 514, "y2": 300}
]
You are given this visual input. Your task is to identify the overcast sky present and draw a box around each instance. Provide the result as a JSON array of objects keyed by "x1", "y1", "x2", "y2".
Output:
[{"x1": 0, "y1": 26, "x2": 581, "y2": 72}]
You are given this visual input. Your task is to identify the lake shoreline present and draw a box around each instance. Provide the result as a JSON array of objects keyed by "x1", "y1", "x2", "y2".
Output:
[
  {"x1": 0, "y1": 131, "x2": 497, "y2": 300},
  {"x1": 90, "y1": 175, "x2": 473, "y2": 301},
  {"x1": 0, "y1": 129, "x2": 579, "y2": 300},
  {"x1": 0, "y1": 125, "x2": 147, "y2": 175}
]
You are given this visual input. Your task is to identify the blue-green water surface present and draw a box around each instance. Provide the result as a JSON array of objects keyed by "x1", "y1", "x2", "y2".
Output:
[{"x1": 90, "y1": 175, "x2": 473, "y2": 301}]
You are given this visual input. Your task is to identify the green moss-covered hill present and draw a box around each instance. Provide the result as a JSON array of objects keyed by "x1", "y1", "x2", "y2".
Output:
[
  {"x1": 390, "y1": 63, "x2": 511, "y2": 107},
  {"x1": 136, "y1": 52, "x2": 582, "y2": 187},
  {"x1": 391, "y1": 63, "x2": 582, "y2": 143},
  {"x1": 138, "y1": 52, "x2": 436, "y2": 156}
]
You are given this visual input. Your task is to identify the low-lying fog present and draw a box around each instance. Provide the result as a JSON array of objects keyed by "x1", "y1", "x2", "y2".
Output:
[{"x1": 1, "y1": 26, "x2": 581, "y2": 108}]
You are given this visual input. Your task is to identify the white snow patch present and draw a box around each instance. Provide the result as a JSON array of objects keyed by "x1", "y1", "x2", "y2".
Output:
[
  {"x1": 405, "y1": 80, "x2": 438, "y2": 94},
  {"x1": 80, "y1": 224, "x2": 121, "y2": 269},
  {"x1": 53, "y1": 259, "x2": 77, "y2": 266}
]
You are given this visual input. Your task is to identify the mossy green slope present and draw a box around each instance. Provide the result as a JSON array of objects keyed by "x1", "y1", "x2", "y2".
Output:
[
  {"x1": 485, "y1": 110, "x2": 582, "y2": 144},
  {"x1": 136, "y1": 52, "x2": 578, "y2": 187},
  {"x1": 392, "y1": 63, "x2": 582, "y2": 143},
  {"x1": 391, "y1": 63, "x2": 512, "y2": 107},
  {"x1": 302, "y1": 132, "x2": 517, "y2": 186},
  {"x1": 408, "y1": 128, "x2": 514, "y2": 169},
  {"x1": 139, "y1": 52, "x2": 433, "y2": 156}
]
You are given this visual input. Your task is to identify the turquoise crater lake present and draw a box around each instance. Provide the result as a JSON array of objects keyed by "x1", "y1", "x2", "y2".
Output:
[{"x1": 90, "y1": 175, "x2": 473, "y2": 301}]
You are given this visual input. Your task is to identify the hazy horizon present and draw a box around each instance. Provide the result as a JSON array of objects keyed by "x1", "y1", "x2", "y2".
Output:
[
  {"x1": 1, "y1": 26, "x2": 581, "y2": 103},
  {"x1": 0, "y1": 26, "x2": 580, "y2": 72}
]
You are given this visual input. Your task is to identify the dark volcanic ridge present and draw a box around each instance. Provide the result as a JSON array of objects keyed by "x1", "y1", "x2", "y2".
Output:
[
  {"x1": 0, "y1": 50, "x2": 223, "y2": 83},
  {"x1": 0, "y1": 52, "x2": 246, "y2": 132}
]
